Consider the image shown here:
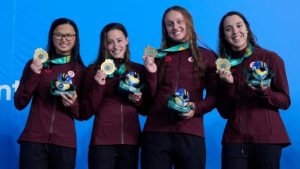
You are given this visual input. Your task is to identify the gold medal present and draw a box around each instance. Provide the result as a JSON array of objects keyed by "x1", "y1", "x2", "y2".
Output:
[
  {"x1": 100, "y1": 59, "x2": 116, "y2": 75},
  {"x1": 34, "y1": 48, "x2": 48, "y2": 63},
  {"x1": 144, "y1": 45, "x2": 158, "y2": 59},
  {"x1": 216, "y1": 58, "x2": 231, "y2": 73}
]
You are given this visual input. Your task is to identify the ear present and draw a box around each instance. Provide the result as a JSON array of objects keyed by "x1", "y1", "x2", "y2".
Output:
[{"x1": 125, "y1": 37, "x2": 129, "y2": 45}]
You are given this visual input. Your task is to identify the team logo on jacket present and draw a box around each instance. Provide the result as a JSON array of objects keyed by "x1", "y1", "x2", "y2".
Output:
[{"x1": 188, "y1": 57, "x2": 194, "y2": 62}]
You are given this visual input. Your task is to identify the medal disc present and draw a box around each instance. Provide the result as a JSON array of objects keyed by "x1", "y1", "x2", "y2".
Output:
[
  {"x1": 216, "y1": 58, "x2": 231, "y2": 73},
  {"x1": 100, "y1": 59, "x2": 116, "y2": 75},
  {"x1": 144, "y1": 45, "x2": 158, "y2": 59},
  {"x1": 34, "y1": 48, "x2": 48, "y2": 63}
]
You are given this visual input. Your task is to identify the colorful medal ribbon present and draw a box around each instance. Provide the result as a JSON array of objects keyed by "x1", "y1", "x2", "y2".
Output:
[
  {"x1": 108, "y1": 63, "x2": 126, "y2": 78},
  {"x1": 43, "y1": 55, "x2": 71, "y2": 67},
  {"x1": 227, "y1": 44, "x2": 253, "y2": 67},
  {"x1": 155, "y1": 42, "x2": 190, "y2": 58}
]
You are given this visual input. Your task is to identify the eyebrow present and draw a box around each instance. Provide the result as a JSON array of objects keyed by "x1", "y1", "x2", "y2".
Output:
[{"x1": 224, "y1": 21, "x2": 243, "y2": 28}]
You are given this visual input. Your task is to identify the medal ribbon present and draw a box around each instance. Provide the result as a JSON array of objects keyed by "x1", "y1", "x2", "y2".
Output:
[
  {"x1": 227, "y1": 44, "x2": 253, "y2": 67},
  {"x1": 107, "y1": 63, "x2": 126, "y2": 78},
  {"x1": 155, "y1": 42, "x2": 190, "y2": 58},
  {"x1": 43, "y1": 55, "x2": 71, "y2": 67}
]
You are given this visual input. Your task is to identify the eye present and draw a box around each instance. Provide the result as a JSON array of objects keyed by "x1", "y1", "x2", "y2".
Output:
[
  {"x1": 166, "y1": 22, "x2": 173, "y2": 27},
  {"x1": 66, "y1": 34, "x2": 73, "y2": 38},
  {"x1": 224, "y1": 27, "x2": 231, "y2": 32},
  {"x1": 56, "y1": 33, "x2": 63, "y2": 38},
  {"x1": 177, "y1": 20, "x2": 184, "y2": 24}
]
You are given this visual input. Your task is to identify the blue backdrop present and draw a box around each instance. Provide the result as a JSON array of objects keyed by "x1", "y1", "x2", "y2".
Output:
[{"x1": 1, "y1": 0, "x2": 299, "y2": 169}]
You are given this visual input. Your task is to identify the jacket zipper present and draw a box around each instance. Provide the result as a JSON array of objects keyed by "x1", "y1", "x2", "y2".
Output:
[
  {"x1": 49, "y1": 97, "x2": 57, "y2": 139},
  {"x1": 120, "y1": 104, "x2": 124, "y2": 144}
]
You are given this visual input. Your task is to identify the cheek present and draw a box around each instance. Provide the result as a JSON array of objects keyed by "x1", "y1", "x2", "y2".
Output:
[
  {"x1": 107, "y1": 44, "x2": 114, "y2": 51},
  {"x1": 166, "y1": 27, "x2": 173, "y2": 35},
  {"x1": 53, "y1": 40, "x2": 60, "y2": 48},
  {"x1": 70, "y1": 41, "x2": 76, "y2": 48},
  {"x1": 224, "y1": 33, "x2": 231, "y2": 41}
]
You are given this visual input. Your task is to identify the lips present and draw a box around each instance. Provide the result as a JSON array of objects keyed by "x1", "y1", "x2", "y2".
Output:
[{"x1": 232, "y1": 35, "x2": 242, "y2": 41}]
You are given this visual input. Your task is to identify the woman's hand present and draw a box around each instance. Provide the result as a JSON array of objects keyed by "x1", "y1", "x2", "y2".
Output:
[
  {"x1": 217, "y1": 68, "x2": 234, "y2": 84},
  {"x1": 178, "y1": 102, "x2": 195, "y2": 119},
  {"x1": 61, "y1": 91, "x2": 77, "y2": 107},
  {"x1": 144, "y1": 55, "x2": 157, "y2": 73},
  {"x1": 248, "y1": 83, "x2": 269, "y2": 92},
  {"x1": 128, "y1": 92, "x2": 142, "y2": 102},
  {"x1": 30, "y1": 59, "x2": 43, "y2": 74},
  {"x1": 94, "y1": 70, "x2": 107, "y2": 85}
]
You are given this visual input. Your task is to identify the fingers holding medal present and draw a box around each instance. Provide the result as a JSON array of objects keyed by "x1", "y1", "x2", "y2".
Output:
[
  {"x1": 215, "y1": 58, "x2": 234, "y2": 83},
  {"x1": 143, "y1": 45, "x2": 158, "y2": 73},
  {"x1": 31, "y1": 48, "x2": 48, "y2": 74}
]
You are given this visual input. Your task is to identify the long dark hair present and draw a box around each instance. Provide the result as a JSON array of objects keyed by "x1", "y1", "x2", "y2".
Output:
[
  {"x1": 94, "y1": 23, "x2": 130, "y2": 71},
  {"x1": 218, "y1": 11, "x2": 258, "y2": 58},
  {"x1": 158, "y1": 5, "x2": 205, "y2": 84},
  {"x1": 46, "y1": 18, "x2": 84, "y2": 66}
]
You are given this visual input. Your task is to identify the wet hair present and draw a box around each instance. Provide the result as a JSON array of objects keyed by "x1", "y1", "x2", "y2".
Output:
[
  {"x1": 218, "y1": 11, "x2": 257, "y2": 58},
  {"x1": 158, "y1": 5, "x2": 205, "y2": 84},
  {"x1": 46, "y1": 18, "x2": 84, "y2": 66},
  {"x1": 94, "y1": 23, "x2": 130, "y2": 71}
]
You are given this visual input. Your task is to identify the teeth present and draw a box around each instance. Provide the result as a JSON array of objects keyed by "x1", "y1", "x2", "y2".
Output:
[{"x1": 174, "y1": 31, "x2": 181, "y2": 35}]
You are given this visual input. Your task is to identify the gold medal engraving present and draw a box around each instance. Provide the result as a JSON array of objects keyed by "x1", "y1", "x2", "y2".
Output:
[
  {"x1": 144, "y1": 45, "x2": 158, "y2": 59},
  {"x1": 216, "y1": 58, "x2": 231, "y2": 73},
  {"x1": 100, "y1": 59, "x2": 116, "y2": 75},
  {"x1": 34, "y1": 48, "x2": 48, "y2": 63}
]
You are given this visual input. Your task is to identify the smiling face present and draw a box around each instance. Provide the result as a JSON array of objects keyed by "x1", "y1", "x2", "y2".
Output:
[
  {"x1": 223, "y1": 15, "x2": 249, "y2": 51},
  {"x1": 52, "y1": 23, "x2": 76, "y2": 55},
  {"x1": 164, "y1": 10, "x2": 188, "y2": 43},
  {"x1": 106, "y1": 29, "x2": 128, "y2": 59}
]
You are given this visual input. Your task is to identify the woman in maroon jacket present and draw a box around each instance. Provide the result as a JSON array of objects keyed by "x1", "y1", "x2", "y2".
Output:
[
  {"x1": 80, "y1": 23, "x2": 146, "y2": 169},
  {"x1": 216, "y1": 11, "x2": 291, "y2": 169},
  {"x1": 142, "y1": 6, "x2": 218, "y2": 169},
  {"x1": 14, "y1": 18, "x2": 85, "y2": 169}
]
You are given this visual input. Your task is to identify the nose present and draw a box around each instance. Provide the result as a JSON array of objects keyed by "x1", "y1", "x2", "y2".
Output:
[
  {"x1": 173, "y1": 23, "x2": 179, "y2": 30},
  {"x1": 232, "y1": 27, "x2": 238, "y2": 34}
]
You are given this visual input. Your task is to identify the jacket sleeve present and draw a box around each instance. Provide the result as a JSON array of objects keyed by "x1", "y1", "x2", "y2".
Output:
[
  {"x1": 216, "y1": 82, "x2": 236, "y2": 119},
  {"x1": 79, "y1": 66, "x2": 105, "y2": 120},
  {"x1": 145, "y1": 68, "x2": 158, "y2": 98},
  {"x1": 70, "y1": 64, "x2": 86, "y2": 119},
  {"x1": 140, "y1": 61, "x2": 158, "y2": 115},
  {"x1": 14, "y1": 60, "x2": 41, "y2": 110},
  {"x1": 250, "y1": 53, "x2": 290, "y2": 110},
  {"x1": 195, "y1": 52, "x2": 219, "y2": 116}
]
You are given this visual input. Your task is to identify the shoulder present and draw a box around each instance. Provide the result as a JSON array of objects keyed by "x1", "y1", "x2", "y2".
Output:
[
  {"x1": 198, "y1": 47, "x2": 217, "y2": 59},
  {"x1": 254, "y1": 46, "x2": 284, "y2": 63},
  {"x1": 197, "y1": 47, "x2": 217, "y2": 65}
]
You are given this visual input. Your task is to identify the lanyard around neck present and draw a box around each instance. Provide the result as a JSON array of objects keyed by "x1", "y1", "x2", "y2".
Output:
[
  {"x1": 43, "y1": 55, "x2": 71, "y2": 67},
  {"x1": 156, "y1": 42, "x2": 190, "y2": 58},
  {"x1": 227, "y1": 44, "x2": 253, "y2": 67}
]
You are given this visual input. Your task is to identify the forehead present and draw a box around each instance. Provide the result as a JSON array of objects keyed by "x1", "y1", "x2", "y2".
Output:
[
  {"x1": 107, "y1": 29, "x2": 125, "y2": 39},
  {"x1": 164, "y1": 10, "x2": 184, "y2": 22},
  {"x1": 54, "y1": 24, "x2": 75, "y2": 33},
  {"x1": 223, "y1": 15, "x2": 245, "y2": 26}
]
